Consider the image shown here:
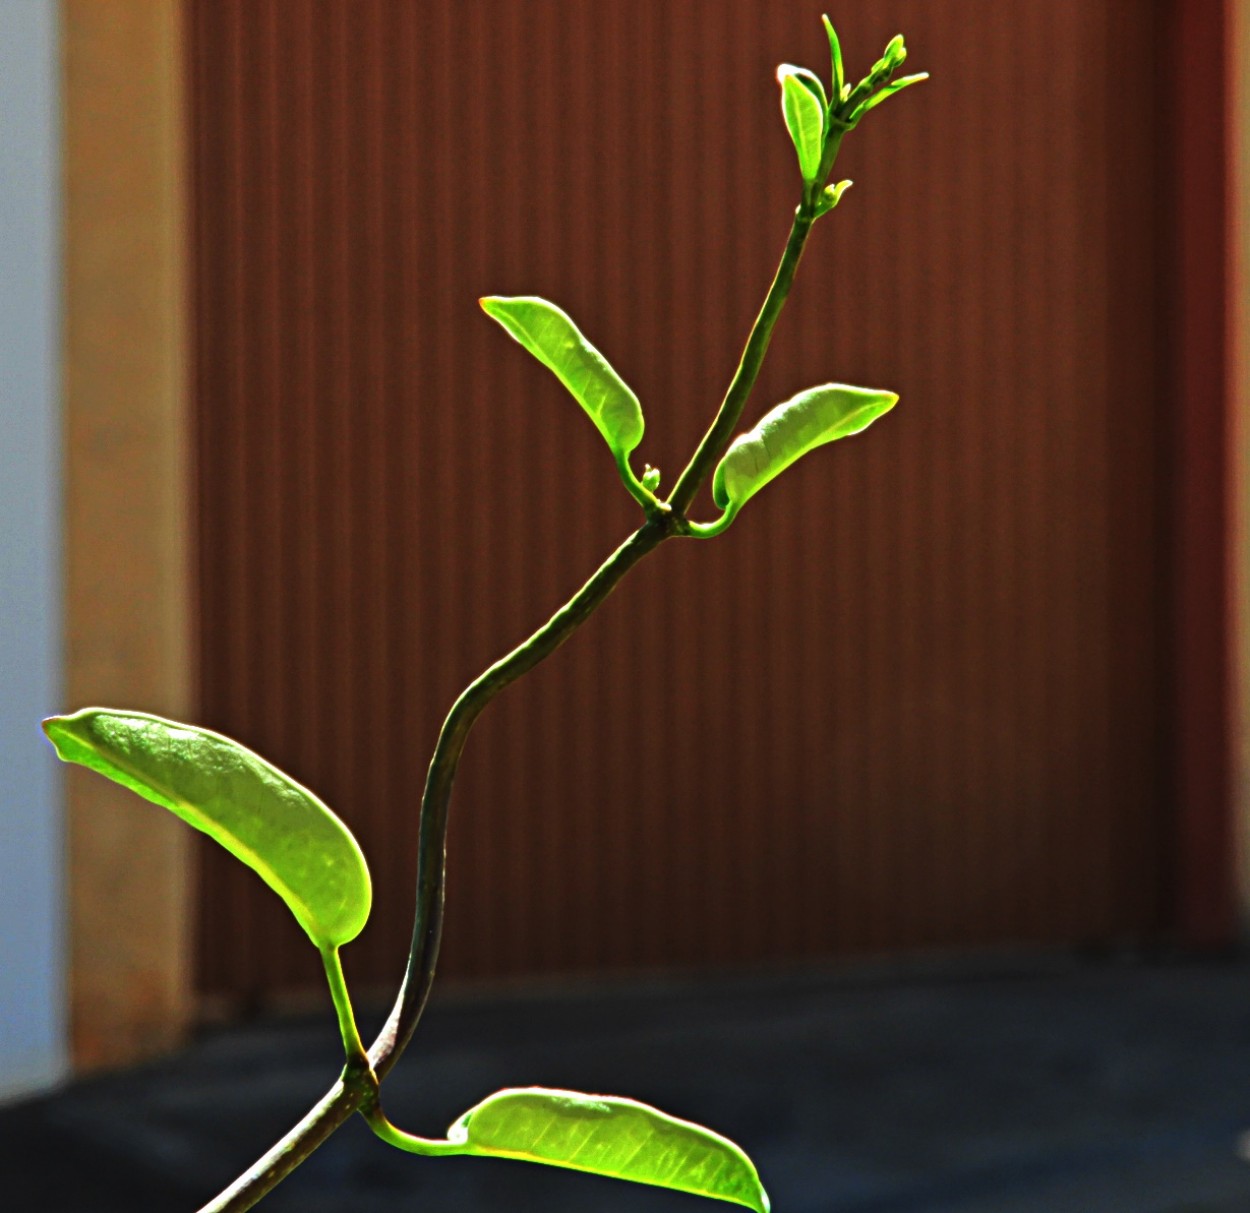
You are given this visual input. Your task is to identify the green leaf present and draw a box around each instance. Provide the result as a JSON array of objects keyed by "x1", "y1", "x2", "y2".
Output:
[
  {"x1": 445, "y1": 1087, "x2": 769, "y2": 1212},
  {"x1": 712, "y1": 383, "x2": 897, "y2": 510},
  {"x1": 776, "y1": 66, "x2": 825, "y2": 183},
  {"x1": 848, "y1": 72, "x2": 929, "y2": 123},
  {"x1": 788, "y1": 65, "x2": 828, "y2": 115},
  {"x1": 480, "y1": 296, "x2": 643, "y2": 461},
  {"x1": 43, "y1": 708, "x2": 371, "y2": 949},
  {"x1": 822, "y1": 14, "x2": 844, "y2": 99}
]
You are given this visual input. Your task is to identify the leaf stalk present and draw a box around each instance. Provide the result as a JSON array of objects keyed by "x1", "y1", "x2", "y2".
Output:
[{"x1": 320, "y1": 946, "x2": 368, "y2": 1069}]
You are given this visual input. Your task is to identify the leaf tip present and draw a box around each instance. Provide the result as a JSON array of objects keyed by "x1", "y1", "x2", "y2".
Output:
[{"x1": 41, "y1": 712, "x2": 77, "y2": 754}]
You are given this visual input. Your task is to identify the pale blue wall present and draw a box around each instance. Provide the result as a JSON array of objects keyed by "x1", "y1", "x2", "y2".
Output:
[{"x1": 0, "y1": 0, "x2": 65, "y2": 1100}]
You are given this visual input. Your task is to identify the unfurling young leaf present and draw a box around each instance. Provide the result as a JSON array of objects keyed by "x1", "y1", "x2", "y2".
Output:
[
  {"x1": 813, "y1": 178, "x2": 853, "y2": 217},
  {"x1": 776, "y1": 65, "x2": 826, "y2": 183},
  {"x1": 712, "y1": 383, "x2": 898, "y2": 511},
  {"x1": 43, "y1": 709, "x2": 372, "y2": 949},
  {"x1": 480, "y1": 296, "x2": 644, "y2": 463},
  {"x1": 860, "y1": 34, "x2": 907, "y2": 94},
  {"x1": 822, "y1": 14, "x2": 845, "y2": 100},
  {"x1": 840, "y1": 32, "x2": 913, "y2": 119},
  {"x1": 442, "y1": 1087, "x2": 770, "y2": 1212},
  {"x1": 847, "y1": 72, "x2": 930, "y2": 123},
  {"x1": 881, "y1": 34, "x2": 908, "y2": 72},
  {"x1": 787, "y1": 64, "x2": 829, "y2": 115}
]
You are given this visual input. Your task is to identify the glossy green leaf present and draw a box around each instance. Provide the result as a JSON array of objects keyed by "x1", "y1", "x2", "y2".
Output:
[
  {"x1": 445, "y1": 1087, "x2": 769, "y2": 1211},
  {"x1": 788, "y1": 65, "x2": 828, "y2": 115},
  {"x1": 480, "y1": 296, "x2": 643, "y2": 461},
  {"x1": 712, "y1": 383, "x2": 897, "y2": 510},
  {"x1": 776, "y1": 66, "x2": 825, "y2": 183},
  {"x1": 43, "y1": 708, "x2": 371, "y2": 949},
  {"x1": 848, "y1": 72, "x2": 929, "y2": 123},
  {"x1": 822, "y1": 14, "x2": 844, "y2": 100}
]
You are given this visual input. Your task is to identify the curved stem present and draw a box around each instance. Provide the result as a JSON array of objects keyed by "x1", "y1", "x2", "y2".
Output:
[
  {"x1": 196, "y1": 523, "x2": 671, "y2": 1213},
  {"x1": 680, "y1": 503, "x2": 739, "y2": 539},
  {"x1": 364, "y1": 1105, "x2": 463, "y2": 1157},
  {"x1": 370, "y1": 515, "x2": 672, "y2": 1077},
  {"x1": 199, "y1": 175, "x2": 831, "y2": 1213}
]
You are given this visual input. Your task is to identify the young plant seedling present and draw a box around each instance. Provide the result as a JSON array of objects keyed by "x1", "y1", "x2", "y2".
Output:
[{"x1": 44, "y1": 17, "x2": 926, "y2": 1212}]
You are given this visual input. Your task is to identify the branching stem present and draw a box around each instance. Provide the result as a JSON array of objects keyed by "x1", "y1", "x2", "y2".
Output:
[{"x1": 197, "y1": 171, "x2": 829, "y2": 1211}]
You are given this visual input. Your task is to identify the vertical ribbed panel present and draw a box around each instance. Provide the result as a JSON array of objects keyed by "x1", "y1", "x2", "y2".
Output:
[{"x1": 189, "y1": 1, "x2": 1167, "y2": 998}]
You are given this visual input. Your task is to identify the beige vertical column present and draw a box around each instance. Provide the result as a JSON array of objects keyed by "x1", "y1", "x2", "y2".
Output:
[
  {"x1": 61, "y1": 0, "x2": 193, "y2": 1069},
  {"x1": 1235, "y1": 0, "x2": 1250, "y2": 927}
]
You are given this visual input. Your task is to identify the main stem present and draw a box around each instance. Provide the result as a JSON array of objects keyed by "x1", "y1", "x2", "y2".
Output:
[
  {"x1": 668, "y1": 199, "x2": 816, "y2": 515},
  {"x1": 368, "y1": 517, "x2": 672, "y2": 1075},
  {"x1": 198, "y1": 197, "x2": 819, "y2": 1213}
]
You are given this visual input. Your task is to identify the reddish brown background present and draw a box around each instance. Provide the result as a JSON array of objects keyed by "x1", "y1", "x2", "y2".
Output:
[{"x1": 188, "y1": 0, "x2": 1172, "y2": 1002}]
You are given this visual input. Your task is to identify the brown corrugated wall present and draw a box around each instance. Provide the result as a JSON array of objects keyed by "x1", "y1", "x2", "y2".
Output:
[{"x1": 188, "y1": 0, "x2": 1167, "y2": 1000}]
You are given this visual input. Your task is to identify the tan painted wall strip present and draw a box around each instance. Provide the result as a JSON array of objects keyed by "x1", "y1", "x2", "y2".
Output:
[{"x1": 61, "y1": 0, "x2": 193, "y2": 1069}]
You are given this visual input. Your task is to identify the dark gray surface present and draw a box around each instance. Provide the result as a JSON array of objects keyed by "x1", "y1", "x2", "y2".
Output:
[{"x1": 6, "y1": 957, "x2": 1250, "y2": 1211}]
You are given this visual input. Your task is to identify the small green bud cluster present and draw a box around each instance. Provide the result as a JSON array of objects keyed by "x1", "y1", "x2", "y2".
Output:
[{"x1": 777, "y1": 14, "x2": 927, "y2": 199}]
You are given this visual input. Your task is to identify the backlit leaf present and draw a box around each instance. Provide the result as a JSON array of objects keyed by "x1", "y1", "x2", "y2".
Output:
[
  {"x1": 788, "y1": 65, "x2": 828, "y2": 115},
  {"x1": 822, "y1": 14, "x2": 845, "y2": 100},
  {"x1": 445, "y1": 1087, "x2": 769, "y2": 1212},
  {"x1": 43, "y1": 709, "x2": 371, "y2": 949},
  {"x1": 712, "y1": 383, "x2": 897, "y2": 510},
  {"x1": 848, "y1": 72, "x2": 930, "y2": 123},
  {"x1": 480, "y1": 296, "x2": 644, "y2": 461},
  {"x1": 777, "y1": 66, "x2": 825, "y2": 183}
]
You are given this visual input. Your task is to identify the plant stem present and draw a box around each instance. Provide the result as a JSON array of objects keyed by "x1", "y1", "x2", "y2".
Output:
[
  {"x1": 199, "y1": 177, "x2": 822, "y2": 1210},
  {"x1": 196, "y1": 1076, "x2": 367, "y2": 1213},
  {"x1": 363, "y1": 1105, "x2": 462, "y2": 1156},
  {"x1": 321, "y1": 946, "x2": 367, "y2": 1067},
  {"x1": 667, "y1": 200, "x2": 817, "y2": 515},
  {"x1": 370, "y1": 515, "x2": 672, "y2": 1076},
  {"x1": 195, "y1": 517, "x2": 671, "y2": 1213}
]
